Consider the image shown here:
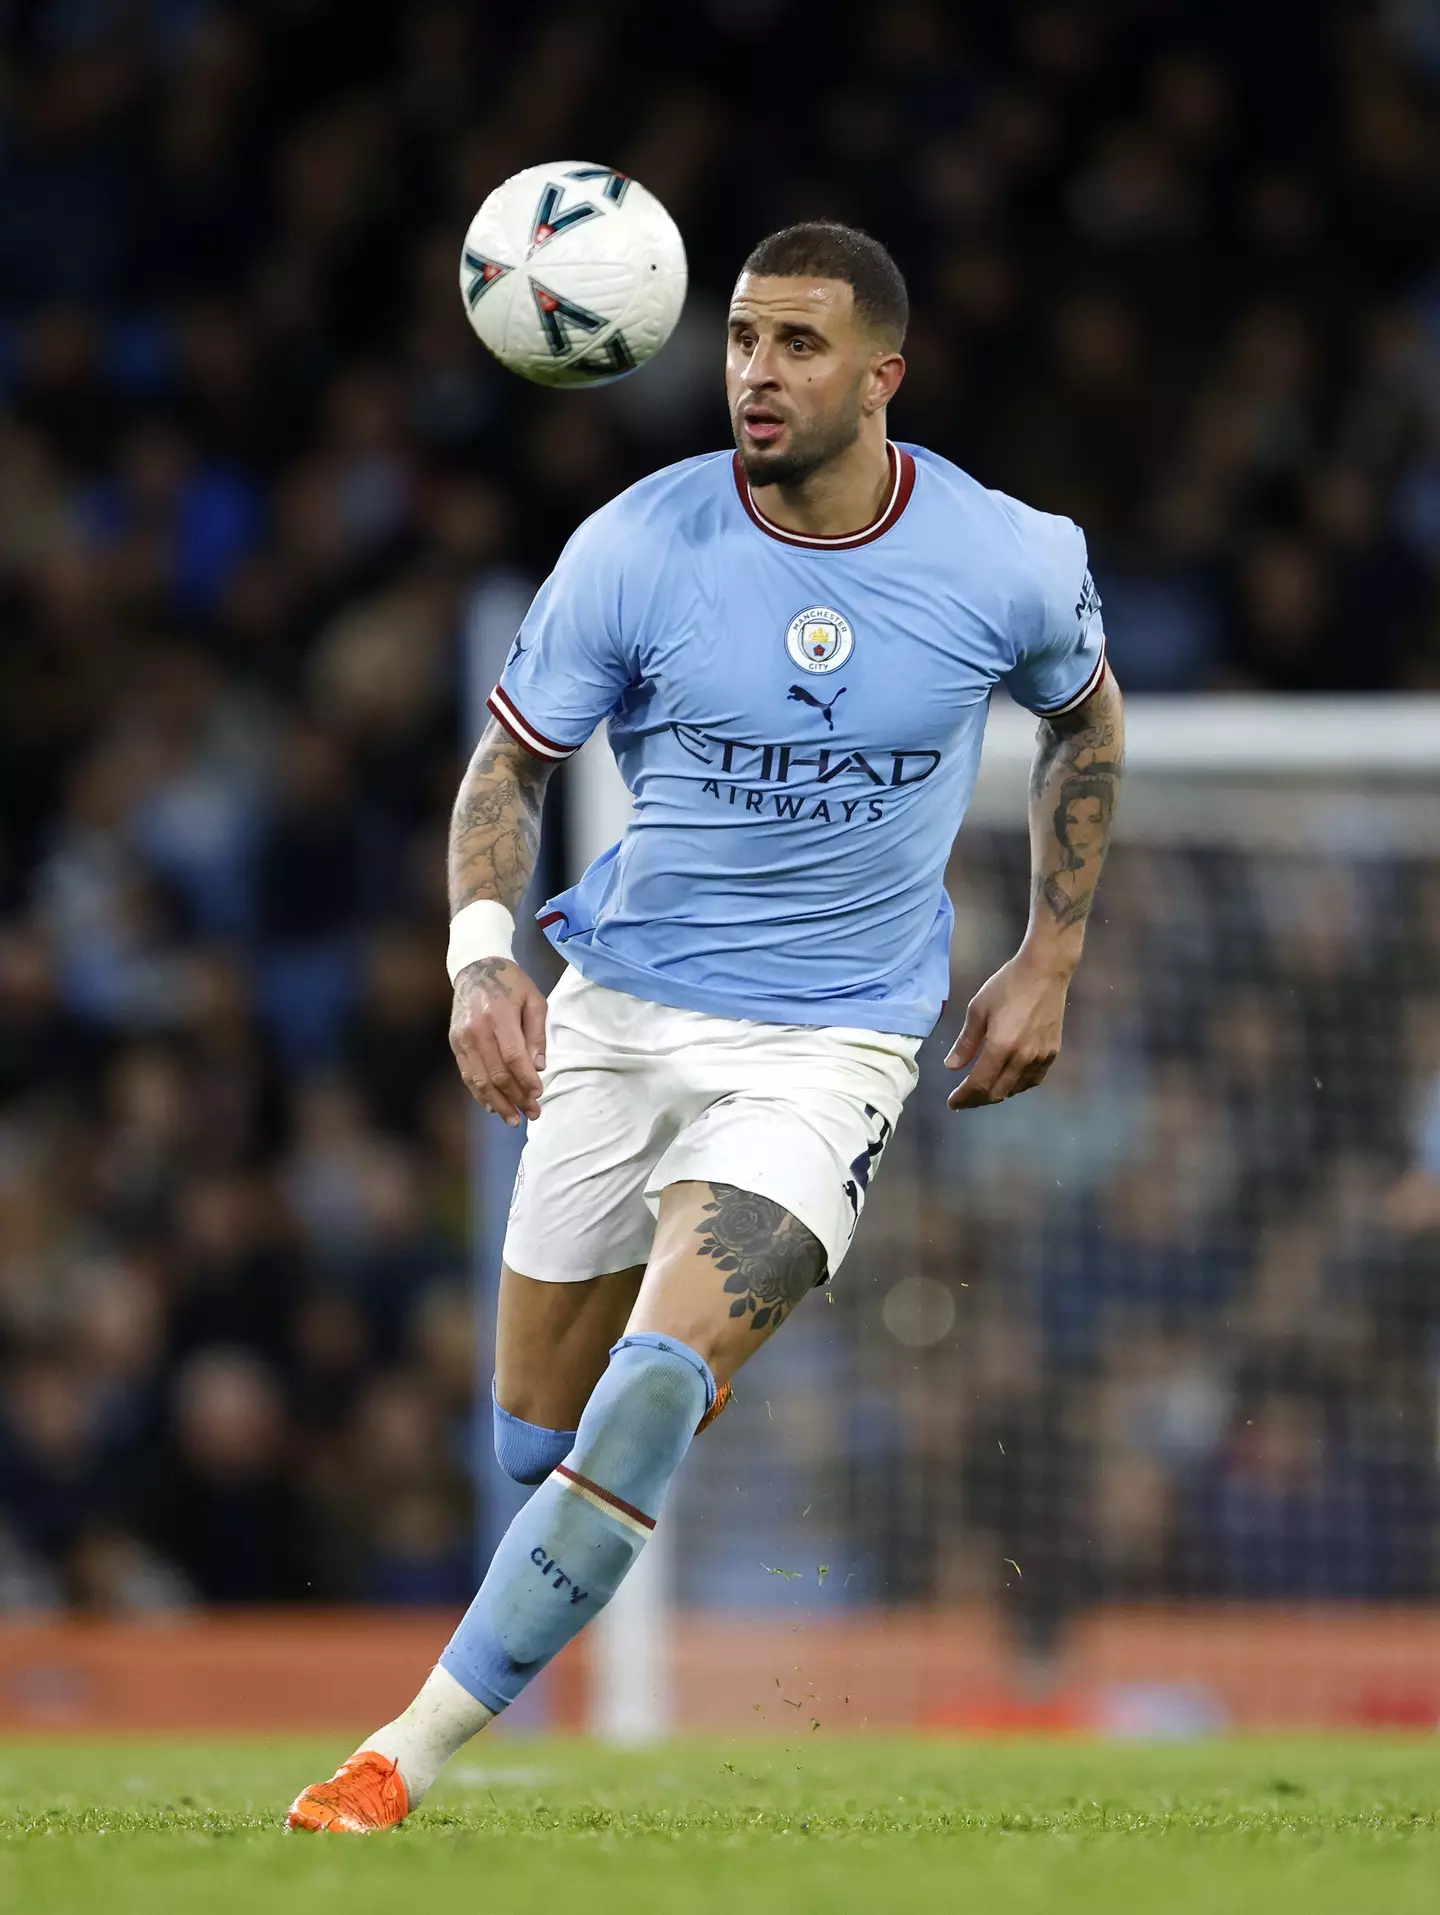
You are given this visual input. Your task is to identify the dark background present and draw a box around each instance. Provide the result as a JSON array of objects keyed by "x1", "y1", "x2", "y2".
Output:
[{"x1": 0, "y1": 0, "x2": 1438, "y2": 1613}]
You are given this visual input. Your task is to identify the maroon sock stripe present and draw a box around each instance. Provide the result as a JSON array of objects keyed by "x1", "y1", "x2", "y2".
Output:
[{"x1": 555, "y1": 1464, "x2": 656, "y2": 1531}]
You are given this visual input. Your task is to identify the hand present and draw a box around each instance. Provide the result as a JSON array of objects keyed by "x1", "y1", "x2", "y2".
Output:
[
  {"x1": 449, "y1": 958, "x2": 548, "y2": 1126},
  {"x1": 945, "y1": 950, "x2": 1070, "y2": 1110}
]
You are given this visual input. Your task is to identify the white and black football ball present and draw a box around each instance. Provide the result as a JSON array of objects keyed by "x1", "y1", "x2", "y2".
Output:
[{"x1": 459, "y1": 162, "x2": 687, "y2": 388}]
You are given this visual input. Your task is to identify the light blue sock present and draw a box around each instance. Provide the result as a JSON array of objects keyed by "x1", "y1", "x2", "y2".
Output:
[
  {"x1": 491, "y1": 1382, "x2": 576, "y2": 1485},
  {"x1": 441, "y1": 1333, "x2": 714, "y2": 1713}
]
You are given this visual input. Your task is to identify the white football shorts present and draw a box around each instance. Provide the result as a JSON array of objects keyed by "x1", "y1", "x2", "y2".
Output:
[{"x1": 502, "y1": 967, "x2": 921, "y2": 1283}]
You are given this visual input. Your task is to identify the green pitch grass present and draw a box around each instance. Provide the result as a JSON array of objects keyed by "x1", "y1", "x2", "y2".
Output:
[{"x1": 2, "y1": 1735, "x2": 1439, "y2": 1915}]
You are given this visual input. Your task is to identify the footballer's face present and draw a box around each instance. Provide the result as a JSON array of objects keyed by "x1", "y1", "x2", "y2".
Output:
[{"x1": 726, "y1": 274, "x2": 903, "y2": 487}]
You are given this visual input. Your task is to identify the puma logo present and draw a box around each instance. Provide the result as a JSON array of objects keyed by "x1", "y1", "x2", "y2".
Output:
[{"x1": 787, "y1": 684, "x2": 847, "y2": 730}]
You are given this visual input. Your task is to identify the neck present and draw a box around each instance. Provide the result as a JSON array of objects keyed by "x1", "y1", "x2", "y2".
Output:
[{"x1": 749, "y1": 417, "x2": 892, "y2": 538}]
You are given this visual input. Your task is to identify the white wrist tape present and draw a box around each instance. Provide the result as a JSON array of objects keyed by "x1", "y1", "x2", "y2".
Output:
[{"x1": 446, "y1": 901, "x2": 516, "y2": 983}]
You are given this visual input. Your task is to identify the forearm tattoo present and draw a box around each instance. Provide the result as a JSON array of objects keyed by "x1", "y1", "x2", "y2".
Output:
[
  {"x1": 448, "y1": 717, "x2": 554, "y2": 915},
  {"x1": 1028, "y1": 675, "x2": 1124, "y2": 932},
  {"x1": 694, "y1": 1183, "x2": 826, "y2": 1333}
]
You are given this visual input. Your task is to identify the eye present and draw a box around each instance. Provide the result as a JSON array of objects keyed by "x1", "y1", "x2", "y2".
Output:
[{"x1": 788, "y1": 337, "x2": 812, "y2": 354}]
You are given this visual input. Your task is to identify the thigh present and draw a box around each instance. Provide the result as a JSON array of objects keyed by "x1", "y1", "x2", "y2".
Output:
[
  {"x1": 496, "y1": 1261, "x2": 645, "y2": 1429},
  {"x1": 625, "y1": 1181, "x2": 826, "y2": 1390}
]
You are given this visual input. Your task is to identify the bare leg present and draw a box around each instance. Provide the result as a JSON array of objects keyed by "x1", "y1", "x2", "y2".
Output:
[
  {"x1": 625, "y1": 1180, "x2": 826, "y2": 1388},
  {"x1": 495, "y1": 1261, "x2": 644, "y2": 1427}
]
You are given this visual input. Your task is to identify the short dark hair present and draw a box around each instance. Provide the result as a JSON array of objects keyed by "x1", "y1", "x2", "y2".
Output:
[{"x1": 740, "y1": 222, "x2": 909, "y2": 347}]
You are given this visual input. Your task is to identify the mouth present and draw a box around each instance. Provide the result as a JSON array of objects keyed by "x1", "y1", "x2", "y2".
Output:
[{"x1": 739, "y1": 406, "x2": 786, "y2": 447}]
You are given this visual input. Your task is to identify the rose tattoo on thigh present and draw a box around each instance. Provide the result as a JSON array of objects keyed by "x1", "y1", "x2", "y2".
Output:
[{"x1": 693, "y1": 1183, "x2": 826, "y2": 1333}]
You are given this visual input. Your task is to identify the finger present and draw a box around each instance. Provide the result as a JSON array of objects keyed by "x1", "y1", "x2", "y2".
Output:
[
  {"x1": 450, "y1": 1023, "x2": 505, "y2": 1117},
  {"x1": 945, "y1": 999, "x2": 988, "y2": 1072},
  {"x1": 520, "y1": 987, "x2": 548, "y2": 1074},
  {"x1": 949, "y1": 1080, "x2": 998, "y2": 1110},
  {"x1": 498, "y1": 1036, "x2": 543, "y2": 1120},
  {"x1": 986, "y1": 1048, "x2": 1037, "y2": 1103},
  {"x1": 948, "y1": 1030, "x2": 1049, "y2": 1107},
  {"x1": 948, "y1": 1049, "x2": 1005, "y2": 1110},
  {"x1": 1012, "y1": 1052, "x2": 1058, "y2": 1097},
  {"x1": 992, "y1": 1047, "x2": 1059, "y2": 1102},
  {"x1": 453, "y1": 1014, "x2": 528, "y2": 1120},
  {"x1": 492, "y1": 1007, "x2": 543, "y2": 1114},
  {"x1": 989, "y1": 1040, "x2": 1054, "y2": 1102},
  {"x1": 460, "y1": 1072, "x2": 502, "y2": 1119},
  {"x1": 464, "y1": 1025, "x2": 524, "y2": 1127},
  {"x1": 457, "y1": 1064, "x2": 509, "y2": 1118},
  {"x1": 494, "y1": 1021, "x2": 542, "y2": 1118},
  {"x1": 459, "y1": 1061, "x2": 519, "y2": 1126},
  {"x1": 996, "y1": 1062, "x2": 1043, "y2": 1100}
]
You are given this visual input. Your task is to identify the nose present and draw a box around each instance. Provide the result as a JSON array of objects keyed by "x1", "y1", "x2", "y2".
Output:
[{"x1": 741, "y1": 338, "x2": 783, "y2": 391}]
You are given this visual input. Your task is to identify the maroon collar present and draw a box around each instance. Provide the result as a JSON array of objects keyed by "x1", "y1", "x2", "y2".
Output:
[{"x1": 732, "y1": 442, "x2": 917, "y2": 550}]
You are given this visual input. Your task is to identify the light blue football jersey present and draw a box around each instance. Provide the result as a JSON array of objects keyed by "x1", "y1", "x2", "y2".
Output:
[{"x1": 488, "y1": 442, "x2": 1105, "y2": 1038}]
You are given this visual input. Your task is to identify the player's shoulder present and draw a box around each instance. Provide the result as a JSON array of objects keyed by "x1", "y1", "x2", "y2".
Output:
[
  {"x1": 565, "y1": 452, "x2": 735, "y2": 563},
  {"x1": 904, "y1": 444, "x2": 1086, "y2": 581}
]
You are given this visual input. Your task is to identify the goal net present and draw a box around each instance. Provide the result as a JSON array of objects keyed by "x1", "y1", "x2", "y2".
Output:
[{"x1": 566, "y1": 695, "x2": 1440, "y2": 1736}]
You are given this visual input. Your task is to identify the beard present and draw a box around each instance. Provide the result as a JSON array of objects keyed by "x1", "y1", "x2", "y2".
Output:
[{"x1": 732, "y1": 400, "x2": 862, "y2": 489}]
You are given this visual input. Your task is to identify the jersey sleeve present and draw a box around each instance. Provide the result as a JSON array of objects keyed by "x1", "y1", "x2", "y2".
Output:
[
  {"x1": 486, "y1": 512, "x2": 636, "y2": 761},
  {"x1": 1000, "y1": 514, "x2": 1107, "y2": 718}
]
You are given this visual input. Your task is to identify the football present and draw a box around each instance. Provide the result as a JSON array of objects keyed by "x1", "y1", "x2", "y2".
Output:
[{"x1": 459, "y1": 162, "x2": 687, "y2": 387}]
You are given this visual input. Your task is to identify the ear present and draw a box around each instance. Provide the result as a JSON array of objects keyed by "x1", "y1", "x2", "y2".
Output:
[{"x1": 862, "y1": 350, "x2": 905, "y2": 415}]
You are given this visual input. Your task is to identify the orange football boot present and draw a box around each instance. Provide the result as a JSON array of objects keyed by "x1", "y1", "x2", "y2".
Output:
[
  {"x1": 695, "y1": 1378, "x2": 732, "y2": 1435},
  {"x1": 286, "y1": 1750, "x2": 410, "y2": 1833}
]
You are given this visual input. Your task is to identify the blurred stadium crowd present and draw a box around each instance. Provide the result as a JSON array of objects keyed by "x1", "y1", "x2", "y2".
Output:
[{"x1": 0, "y1": 0, "x2": 1439, "y2": 1610}]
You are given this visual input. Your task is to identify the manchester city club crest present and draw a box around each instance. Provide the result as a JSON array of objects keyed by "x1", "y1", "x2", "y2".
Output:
[{"x1": 785, "y1": 605, "x2": 855, "y2": 675}]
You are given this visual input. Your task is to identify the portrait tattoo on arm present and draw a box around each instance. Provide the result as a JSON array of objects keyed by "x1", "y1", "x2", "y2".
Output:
[
  {"x1": 693, "y1": 1184, "x2": 826, "y2": 1332},
  {"x1": 1028, "y1": 674, "x2": 1124, "y2": 932}
]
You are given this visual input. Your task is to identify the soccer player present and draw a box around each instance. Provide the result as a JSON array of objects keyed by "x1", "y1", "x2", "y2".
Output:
[{"x1": 288, "y1": 221, "x2": 1123, "y2": 1831}]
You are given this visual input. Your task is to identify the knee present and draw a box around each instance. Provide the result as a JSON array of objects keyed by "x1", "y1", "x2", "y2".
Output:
[
  {"x1": 566, "y1": 1334, "x2": 716, "y2": 1506},
  {"x1": 491, "y1": 1385, "x2": 575, "y2": 1485},
  {"x1": 572, "y1": 1333, "x2": 715, "y2": 1457},
  {"x1": 605, "y1": 1333, "x2": 716, "y2": 1422}
]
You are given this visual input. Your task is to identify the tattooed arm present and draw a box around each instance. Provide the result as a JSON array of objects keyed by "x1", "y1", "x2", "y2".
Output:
[
  {"x1": 448, "y1": 718, "x2": 557, "y2": 1127},
  {"x1": 946, "y1": 665, "x2": 1124, "y2": 1109},
  {"x1": 1025, "y1": 663, "x2": 1125, "y2": 951}
]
